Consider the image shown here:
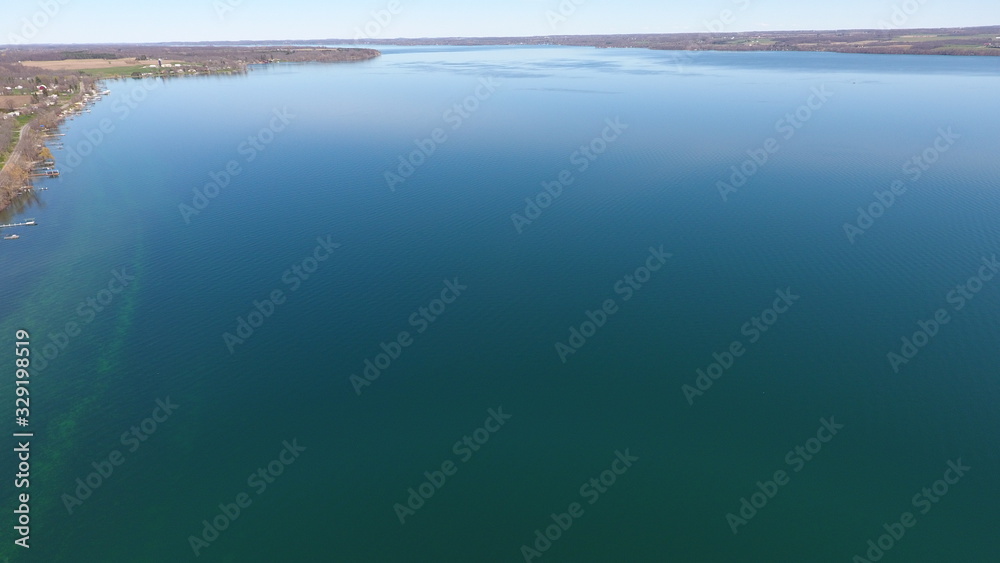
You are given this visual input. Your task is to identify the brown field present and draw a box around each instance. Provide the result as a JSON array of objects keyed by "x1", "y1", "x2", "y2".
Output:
[
  {"x1": 21, "y1": 58, "x2": 184, "y2": 70},
  {"x1": 0, "y1": 95, "x2": 33, "y2": 109}
]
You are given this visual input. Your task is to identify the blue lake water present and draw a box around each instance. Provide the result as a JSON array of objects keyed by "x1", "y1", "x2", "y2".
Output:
[{"x1": 1, "y1": 45, "x2": 999, "y2": 562}]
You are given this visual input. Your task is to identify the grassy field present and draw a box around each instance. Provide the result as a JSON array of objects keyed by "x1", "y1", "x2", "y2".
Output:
[
  {"x1": 932, "y1": 44, "x2": 995, "y2": 52},
  {"x1": 723, "y1": 38, "x2": 777, "y2": 46},
  {"x1": 899, "y1": 33, "x2": 997, "y2": 42},
  {"x1": 0, "y1": 143, "x2": 12, "y2": 169},
  {"x1": 0, "y1": 115, "x2": 30, "y2": 169},
  {"x1": 21, "y1": 58, "x2": 193, "y2": 78},
  {"x1": 78, "y1": 64, "x2": 158, "y2": 78}
]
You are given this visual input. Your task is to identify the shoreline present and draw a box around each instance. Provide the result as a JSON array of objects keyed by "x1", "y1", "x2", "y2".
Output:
[
  {"x1": 0, "y1": 85, "x2": 100, "y2": 218},
  {"x1": 0, "y1": 48, "x2": 381, "y2": 217},
  {"x1": 336, "y1": 25, "x2": 1000, "y2": 57},
  {"x1": 351, "y1": 41, "x2": 1000, "y2": 58}
]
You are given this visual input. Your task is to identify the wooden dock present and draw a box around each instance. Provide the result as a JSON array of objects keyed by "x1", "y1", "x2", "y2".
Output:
[{"x1": 0, "y1": 219, "x2": 38, "y2": 228}]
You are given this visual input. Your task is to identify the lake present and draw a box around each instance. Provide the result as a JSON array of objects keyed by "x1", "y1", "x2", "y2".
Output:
[{"x1": 1, "y1": 45, "x2": 999, "y2": 562}]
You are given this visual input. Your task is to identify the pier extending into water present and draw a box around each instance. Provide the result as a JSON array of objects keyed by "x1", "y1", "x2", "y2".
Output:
[{"x1": 0, "y1": 219, "x2": 37, "y2": 228}]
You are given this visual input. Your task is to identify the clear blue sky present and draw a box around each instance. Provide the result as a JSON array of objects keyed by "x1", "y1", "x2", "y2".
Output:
[{"x1": 5, "y1": 0, "x2": 999, "y2": 44}]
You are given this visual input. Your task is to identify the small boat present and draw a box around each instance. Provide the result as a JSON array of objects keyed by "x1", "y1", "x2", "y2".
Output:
[{"x1": 4, "y1": 235, "x2": 20, "y2": 240}]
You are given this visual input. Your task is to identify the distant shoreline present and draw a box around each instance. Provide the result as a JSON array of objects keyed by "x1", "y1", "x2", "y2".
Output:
[
  {"x1": 23, "y1": 25, "x2": 993, "y2": 58},
  {"x1": 339, "y1": 25, "x2": 1000, "y2": 57}
]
